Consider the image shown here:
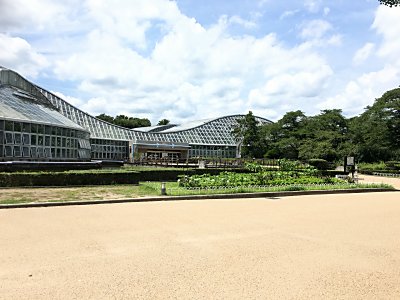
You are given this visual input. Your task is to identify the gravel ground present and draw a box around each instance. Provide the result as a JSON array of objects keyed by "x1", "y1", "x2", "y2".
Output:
[{"x1": 0, "y1": 186, "x2": 399, "y2": 299}]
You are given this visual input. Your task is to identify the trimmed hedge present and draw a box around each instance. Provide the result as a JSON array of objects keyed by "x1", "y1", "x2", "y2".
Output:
[
  {"x1": 0, "y1": 167, "x2": 344, "y2": 188},
  {"x1": 0, "y1": 171, "x2": 141, "y2": 187},
  {"x1": 0, "y1": 168, "x2": 250, "y2": 187}
]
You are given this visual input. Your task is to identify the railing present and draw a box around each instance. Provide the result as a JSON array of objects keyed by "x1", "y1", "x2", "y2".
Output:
[
  {"x1": 131, "y1": 158, "x2": 282, "y2": 169},
  {"x1": 372, "y1": 172, "x2": 400, "y2": 178}
]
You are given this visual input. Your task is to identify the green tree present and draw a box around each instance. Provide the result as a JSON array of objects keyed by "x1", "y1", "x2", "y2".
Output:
[
  {"x1": 157, "y1": 119, "x2": 170, "y2": 126},
  {"x1": 233, "y1": 111, "x2": 265, "y2": 158},
  {"x1": 96, "y1": 113, "x2": 114, "y2": 123},
  {"x1": 263, "y1": 110, "x2": 307, "y2": 159},
  {"x1": 379, "y1": 0, "x2": 400, "y2": 7},
  {"x1": 350, "y1": 88, "x2": 400, "y2": 162},
  {"x1": 298, "y1": 109, "x2": 350, "y2": 162}
]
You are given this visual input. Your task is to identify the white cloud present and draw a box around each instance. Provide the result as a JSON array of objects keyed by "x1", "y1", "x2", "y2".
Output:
[
  {"x1": 279, "y1": 10, "x2": 299, "y2": 20},
  {"x1": 353, "y1": 43, "x2": 375, "y2": 65},
  {"x1": 299, "y1": 19, "x2": 332, "y2": 40},
  {"x1": 228, "y1": 16, "x2": 257, "y2": 29},
  {"x1": 318, "y1": 66, "x2": 400, "y2": 115},
  {"x1": 52, "y1": 91, "x2": 84, "y2": 107},
  {"x1": 0, "y1": 33, "x2": 48, "y2": 78},
  {"x1": 323, "y1": 7, "x2": 330, "y2": 16},
  {"x1": 304, "y1": 0, "x2": 322, "y2": 13},
  {"x1": 3, "y1": 0, "x2": 377, "y2": 124},
  {"x1": 372, "y1": 5, "x2": 400, "y2": 65}
]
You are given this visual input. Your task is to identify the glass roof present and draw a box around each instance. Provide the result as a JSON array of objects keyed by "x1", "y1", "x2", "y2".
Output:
[{"x1": 0, "y1": 85, "x2": 86, "y2": 131}]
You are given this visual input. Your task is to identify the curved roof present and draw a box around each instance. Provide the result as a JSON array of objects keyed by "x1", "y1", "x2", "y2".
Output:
[{"x1": 0, "y1": 68, "x2": 86, "y2": 131}]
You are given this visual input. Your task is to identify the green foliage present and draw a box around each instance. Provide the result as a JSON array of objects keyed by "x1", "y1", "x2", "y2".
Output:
[
  {"x1": 95, "y1": 113, "x2": 151, "y2": 129},
  {"x1": 358, "y1": 161, "x2": 400, "y2": 172},
  {"x1": 308, "y1": 159, "x2": 330, "y2": 170},
  {"x1": 233, "y1": 111, "x2": 265, "y2": 158},
  {"x1": 157, "y1": 119, "x2": 170, "y2": 125},
  {"x1": 179, "y1": 159, "x2": 328, "y2": 189},
  {"x1": 178, "y1": 171, "x2": 342, "y2": 188},
  {"x1": 379, "y1": 0, "x2": 400, "y2": 7},
  {"x1": 350, "y1": 88, "x2": 400, "y2": 162},
  {"x1": 244, "y1": 161, "x2": 263, "y2": 173}
]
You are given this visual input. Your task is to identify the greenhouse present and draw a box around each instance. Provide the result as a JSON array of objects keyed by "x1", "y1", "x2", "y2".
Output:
[{"x1": 0, "y1": 67, "x2": 272, "y2": 162}]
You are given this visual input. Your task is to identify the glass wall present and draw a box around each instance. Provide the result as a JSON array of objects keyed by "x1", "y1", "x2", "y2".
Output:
[
  {"x1": 90, "y1": 138, "x2": 129, "y2": 161},
  {"x1": 0, "y1": 119, "x2": 91, "y2": 161},
  {"x1": 188, "y1": 145, "x2": 236, "y2": 158}
]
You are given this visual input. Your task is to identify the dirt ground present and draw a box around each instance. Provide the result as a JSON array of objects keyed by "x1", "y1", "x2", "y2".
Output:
[{"x1": 0, "y1": 187, "x2": 399, "y2": 299}]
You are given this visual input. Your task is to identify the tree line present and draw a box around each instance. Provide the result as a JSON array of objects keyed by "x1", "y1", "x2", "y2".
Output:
[
  {"x1": 96, "y1": 114, "x2": 170, "y2": 129},
  {"x1": 235, "y1": 87, "x2": 400, "y2": 163}
]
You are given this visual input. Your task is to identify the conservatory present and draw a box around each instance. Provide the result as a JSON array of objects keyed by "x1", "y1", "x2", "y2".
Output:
[{"x1": 0, "y1": 67, "x2": 272, "y2": 162}]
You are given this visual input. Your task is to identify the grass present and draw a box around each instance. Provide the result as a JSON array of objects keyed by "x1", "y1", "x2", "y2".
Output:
[{"x1": 0, "y1": 181, "x2": 394, "y2": 205}]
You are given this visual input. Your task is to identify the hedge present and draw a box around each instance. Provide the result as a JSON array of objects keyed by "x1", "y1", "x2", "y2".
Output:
[
  {"x1": 0, "y1": 168, "x2": 250, "y2": 187},
  {"x1": 0, "y1": 167, "x2": 343, "y2": 188}
]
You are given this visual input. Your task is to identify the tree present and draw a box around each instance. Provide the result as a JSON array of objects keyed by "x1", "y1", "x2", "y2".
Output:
[
  {"x1": 96, "y1": 113, "x2": 114, "y2": 123},
  {"x1": 157, "y1": 119, "x2": 170, "y2": 126},
  {"x1": 350, "y1": 88, "x2": 400, "y2": 161},
  {"x1": 96, "y1": 114, "x2": 151, "y2": 129},
  {"x1": 233, "y1": 111, "x2": 265, "y2": 158},
  {"x1": 298, "y1": 109, "x2": 350, "y2": 162},
  {"x1": 379, "y1": 0, "x2": 400, "y2": 7}
]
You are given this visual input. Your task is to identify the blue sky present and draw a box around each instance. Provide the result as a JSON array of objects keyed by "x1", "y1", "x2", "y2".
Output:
[{"x1": 1, "y1": 0, "x2": 399, "y2": 124}]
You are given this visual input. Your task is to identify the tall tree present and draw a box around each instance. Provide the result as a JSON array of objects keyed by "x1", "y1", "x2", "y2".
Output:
[
  {"x1": 96, "y1": 113, "x2": 114, "y2": 123},
  {"x1": 157, "y1": 119, "x2": 170, "y2": 126},
  {"x1": 263, "y1": 110, "x2": 307, "y2": 159},
  {"x1": 350, "y1": 88, "x2": 400, "y2": 161},
  {"x1": 233, "y1": 111, "x2": 264, "y2": 158},
  {"x1": 379, "y1": 0, "x2": 400, "y2": 7},
  {"x1": 298, "y1": 109, "x2": 350, "y2": 162}
]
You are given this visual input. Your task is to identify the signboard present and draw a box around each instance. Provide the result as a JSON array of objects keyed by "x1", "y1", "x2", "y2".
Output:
[{"x1": 346, "y1": 156, "x2": 354, "y2": 166}]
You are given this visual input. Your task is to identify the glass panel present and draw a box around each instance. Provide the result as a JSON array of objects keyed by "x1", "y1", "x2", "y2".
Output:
[
  {"x1": 45, "y1": 136, "x2": 50, "y2": 147},
  {"x1": 5, "y1": 121, "x2": 13, "y2": 131},
  {"x1": 22, "y1": 123, "x2": 30, "y2": 133},
  {"x1": 5, "y1": 145, "x2": 13, "y2": 157},
  {"x1": 23, "y1": 134, "x2": 30, "y2": 145},
  {"x1": 31, "y1": 134, "x2": 37, "y2": 145},
  {"x1": 14, "y1": 133, "x2": 22, "y2": 144},
  {"x1": 14, "y1": 146, "x2": 21, "y2": 157},
  {"x1": 38, "y1": 124, "x2": 44, "y2": 134},
  {"x1": 38, "y1": 135, "x2": 44, "y2": 146},
  {"x1": 31, "y1": 123, "x2": 38, "y2": 133},
  {"x1": 5, "y1": 132, "x2": 13, "y2": 144},
  {"x1": 23, "y1": 146, "x2": 30, "y2": 157},
  {"x1": 30, "y1": 147, "x2": 37, "y2": 158},
  {"x1": 14, "y1": 122, "x2": 21, "y2": 132}
]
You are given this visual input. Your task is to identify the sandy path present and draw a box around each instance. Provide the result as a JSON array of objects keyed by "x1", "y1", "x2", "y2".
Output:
[
  {"x1": 1, "y1": 191, "x2": 400, "y2": 299},
  {"x1": 359, "y1": 174, "x2": 400, "y2": 189}
]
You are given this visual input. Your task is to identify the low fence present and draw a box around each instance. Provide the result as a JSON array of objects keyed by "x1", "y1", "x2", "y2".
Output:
[
  {"x1": 132, "y1": 158, "x2": 283, "y2": 169},
  {"x1": 372, "y1": 172, "x2": 400, "y2": 178}
]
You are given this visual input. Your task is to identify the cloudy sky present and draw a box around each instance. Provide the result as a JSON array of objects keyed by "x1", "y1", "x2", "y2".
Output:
[{"x1": 1, "y1": 0, "x2": 399, "y2": 124}]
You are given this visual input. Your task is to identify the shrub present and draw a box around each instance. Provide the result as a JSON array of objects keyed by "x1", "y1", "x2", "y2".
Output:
[
  {"x1": 308, "y1": 159, "x2": 330, "y2": 170},
  {"x1": 385, "y1": 161, "x2": 400, "y2": 170}
]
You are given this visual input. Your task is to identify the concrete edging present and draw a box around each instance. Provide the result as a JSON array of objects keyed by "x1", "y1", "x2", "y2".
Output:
[{"x1": 0, "y1": 188, "x2": 397, "y2": 209}]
